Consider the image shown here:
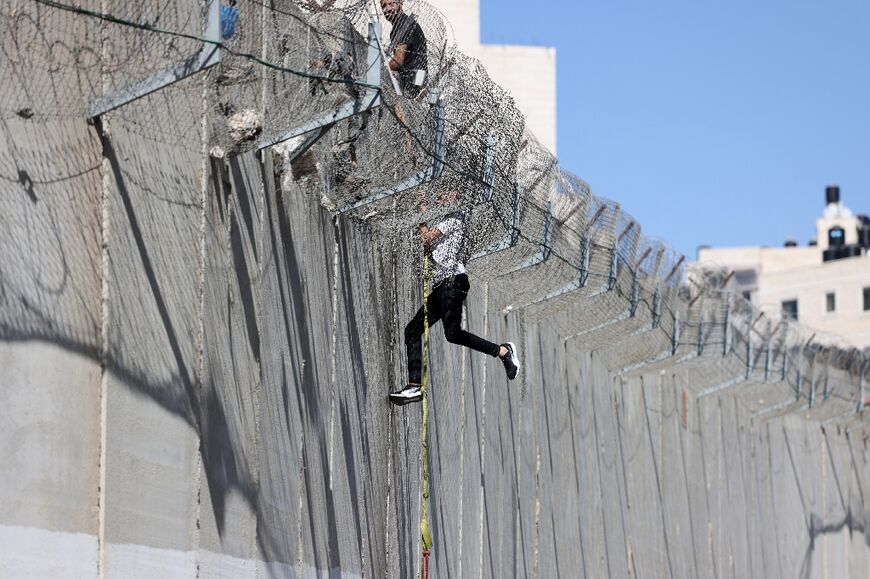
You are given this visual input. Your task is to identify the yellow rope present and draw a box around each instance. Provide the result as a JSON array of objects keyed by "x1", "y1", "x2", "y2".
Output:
[{"x1": 420, "y1": 254, "x2": 433, "y2": 553}]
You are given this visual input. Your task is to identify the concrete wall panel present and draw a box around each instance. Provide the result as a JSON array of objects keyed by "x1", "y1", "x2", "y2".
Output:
[
  {"x1": 0, "y1": 118, "x2": 102, "y2": 548},
  {"x1": 99, "y1": 110, "x2": 202, "y2": 577}
]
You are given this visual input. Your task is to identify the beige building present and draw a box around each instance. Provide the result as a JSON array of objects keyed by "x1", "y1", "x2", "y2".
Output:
[
  {"x1": 695, "y1": 186, "x2": 870, "y2": 349},
  {"x1": 433, "y1": 0, "x2": 557, "y2": 153}
]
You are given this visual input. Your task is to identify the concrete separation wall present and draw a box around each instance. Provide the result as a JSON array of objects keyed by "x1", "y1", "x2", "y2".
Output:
[
  {"x1": 1, "y1": 1, "x2": 869, "y2": 576},
  {"x1": 2, "y1": 105, "x2": 869, "y2": 577}
]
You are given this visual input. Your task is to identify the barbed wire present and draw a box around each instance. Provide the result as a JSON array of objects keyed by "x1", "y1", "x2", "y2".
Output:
[{"x1": 28, "y1": 0, "x2": 378, "y2": 89}]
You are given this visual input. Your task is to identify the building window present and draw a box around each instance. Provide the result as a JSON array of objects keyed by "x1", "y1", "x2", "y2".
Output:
[
  {"x1": 782, "y1": 299, "x2": 799, "y2": 321},
  {"x1": 864, "y1": 287, "x2": 870, "y2": 312},
  {"x1": 828, "y1": 226, "x2": 845, "y2": 247},
  {"x1": 826, "y1": 292, "x2": 836, "y2": 313},
  {"x1": 734, "y1": 269, "x2": 758, "y2": 287}
]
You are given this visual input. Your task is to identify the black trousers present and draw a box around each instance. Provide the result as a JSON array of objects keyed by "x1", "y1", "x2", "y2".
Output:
[{"x1": 404, "y1": 274, "x2": 501, "y2": 384}]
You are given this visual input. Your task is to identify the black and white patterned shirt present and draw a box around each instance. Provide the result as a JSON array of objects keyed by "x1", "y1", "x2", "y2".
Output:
[{"x1": 431, "y1": 213, "x2": 467, "y2": 285}]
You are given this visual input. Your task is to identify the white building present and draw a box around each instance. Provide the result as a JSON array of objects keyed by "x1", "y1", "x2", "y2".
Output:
[
  {"x1": 433, "y1": 0, "x2": 557, "y2": 153},
  {"x1": 695, "y1": 186, "x2": 870, "y2": 349}
]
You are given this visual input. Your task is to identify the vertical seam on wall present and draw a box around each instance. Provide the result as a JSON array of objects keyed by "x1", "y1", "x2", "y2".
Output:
[
  {"x1": 590, "y1": 352, "x2": 614, "y2": 579},
  {"x1": 821, "y1": 426, "x2": 828, "y2": 579},
  {"x1": 252, "y1": 4, "x2": 270, "y2": 566},
  {"x1": 614, "y1": 373, "x2": 630, "y2": 579},
  {"x1": 457, "y1": 296, "x2": 469, "y2": 579},
  {"x1": 383, "y1": 250, "x2": 398, "y2": 578},
  {"x1": 477, "y1": 283, "x2": 489, "y2": 579},
  {"x1": 252, "y1": 178, "x2": 266, "y2": 568},
  {"x1": 514, "y1": 311, "x2": 524, "y2": 578},
  {"x1": 97, "y1": 119, "x2": 110, "y2": 579},
  {"x1": 717, "y1": 397, "x2": 725, "y2": 579},
  {"x1": 328, "y1": 217, "x2": 341, "y2": 492},
  {"x1": 533, "y1": 439, "x2": 541, "y2": 579},
  {"x1": 96, "y1": 1, "x2": 109, "y2": 575},
  {"x1": 696, "y1": 395, "x2": 716, "y2": 579},
  {"x1": 192, "y1": 51, "x2": 210, "y2": 578}
]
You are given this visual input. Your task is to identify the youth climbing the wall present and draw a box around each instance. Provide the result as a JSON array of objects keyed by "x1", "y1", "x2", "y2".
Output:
[{"x1": 390, "y1": 193, "x2": 521, "y2": 405}]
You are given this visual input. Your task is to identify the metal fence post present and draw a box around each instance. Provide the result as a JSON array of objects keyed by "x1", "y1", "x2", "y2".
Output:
[
  {"x1": 480, "y1": 132, "x2": 498, "y2": 202},
  {"x1": 723, "y1": 306, "x2": 732, "y2": 355}
]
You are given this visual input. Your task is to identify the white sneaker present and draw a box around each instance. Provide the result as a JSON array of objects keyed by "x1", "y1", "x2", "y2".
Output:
[
  {"x1": 389, "y1": 384, "x2": 422, "y2": 406},
  {"x1": 500, "y1": 342, "x2": 520, "y2": 380}
]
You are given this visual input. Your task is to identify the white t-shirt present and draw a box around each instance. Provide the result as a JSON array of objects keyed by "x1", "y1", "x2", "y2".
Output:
[{"x1": 431, "y1": 213, "x2": 467, "y2": 285}]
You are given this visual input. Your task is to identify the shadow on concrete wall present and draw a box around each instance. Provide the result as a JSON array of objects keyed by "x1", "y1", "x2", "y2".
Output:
[
  {"x1": 783, "y1": 426, "x2": 868, "y2": 579},
  {"x1": 0, "y1": 118, "x2": 291, "y2": 564},
  {"x1": 0, "y1": 119, "x2": 102, "y2": 362}
]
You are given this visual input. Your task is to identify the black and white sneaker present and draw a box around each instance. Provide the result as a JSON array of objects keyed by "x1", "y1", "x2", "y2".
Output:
[
  {"x1": 500, "y1": 342, "x2": 520, "y2": 380},
  {"x1": 389, "y1": 384, "x2": 423, "y2": 406}
]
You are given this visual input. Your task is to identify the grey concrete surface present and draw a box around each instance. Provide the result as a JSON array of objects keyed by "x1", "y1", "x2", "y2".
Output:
[
  {"x1": 0, "y1": 115, "x2": 868, "y2": 578},
  {"x1": 2, "y1": 7, "x2": 869, "y2": 579},
  {"x1": 0, "y1": 116, "x2": 103, "y2": 577},
  {"x1": 3, "y1": 111, "x2": 870, "y2": 577}
]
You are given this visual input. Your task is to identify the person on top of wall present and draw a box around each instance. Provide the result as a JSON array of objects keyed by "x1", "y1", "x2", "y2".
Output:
[
  {"x1": 389, "y1": 192, "x2": 521, "y2": 405},
  {"x1": 381, "y1": 0, "x2": 428, "y2": 98}
]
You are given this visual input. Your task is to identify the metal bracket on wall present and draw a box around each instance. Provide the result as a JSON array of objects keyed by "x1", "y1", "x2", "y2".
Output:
[
  {"x1": 608, "y1": 220, "x2": 635, "y2": 291},
  {"x1": 519, "y1": 204, "x2": 610, "y2": 310},
  {"x1": 627, "y1": 252, "x2": 670, "y2": 333},
  {"x1": 628, "y1": 246, "x2": 654, "y2": 318},
  {"x1": 657, "y1": 255, "x2": 686, "y2": 333},
  {"x1": 578, "y1": 235, "x2": 592, "y2": 288},
  {"x1": 562, "y1": 238, "x2": 645, "y2": 343},
  {"x1": 697, "y1": 312, "x2": 707, "y2": 356},
  {"x1": 744, "y1": 313, "x2": 765, "y2": 381},
  {"x1": 794, "y1": 336, "x2": 814, "y2": 401},
  {"x1": 651, "y1": 287, "x2": 661, "y2": 329},
  {"x1": 499, "y1": 202, "x2": 555, "y2": 275},
  {"x1": 816, "y1": 363, "x2": 868, "y2": 426},
  {"x1": 479, "y1": 132, "x2": 498, "y2": 203},
  {"x1": 722, "y1": 303, "x2": 732, "y2": 355},
  {"x1": 781, "y1": 349, "x2": 789, "y2": 382},
  {"x1": 795, "y1": 364, "x2": 803, "y2": 402},
  {"x1": 746, "y1": 337, "x2": 753, "y2": 381},
  {"x1": 629, "y1": 271, "x2": 640, "y2": 319},
  {"x1": 257, "y1": 21, "x2": 383, "y2": 160},
  {"x1": 89, "y1": 0, "x2": 222, "y2": 117},
  {"x1": 822, "y1": 365, "x2": 830, "y2": 402},
  {"x1": 860, "y1": 364, "x2": 867, "y2": 414},
  {"x1": 663, "y1": 256, "x2": 685, "y2": 288},
  {"x1": 338, "y1": 90, "x2": 445, "y2": 213},
  {"x1": 470, "y1": 184, "x2": 522, "y2": 260}
]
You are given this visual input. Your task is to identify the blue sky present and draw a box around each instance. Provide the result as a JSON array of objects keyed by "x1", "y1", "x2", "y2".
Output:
[{"x1": 480, "y1": 0, "x2": 870, "y2": 258}]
